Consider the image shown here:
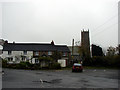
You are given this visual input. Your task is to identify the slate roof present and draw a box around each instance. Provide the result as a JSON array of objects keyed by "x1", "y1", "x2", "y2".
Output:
[{"x1": 3, "y1": 43, "x2": 70, "y2": 52}]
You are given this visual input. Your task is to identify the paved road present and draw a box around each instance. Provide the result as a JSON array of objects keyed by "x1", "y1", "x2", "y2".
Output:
[{"x1": 2, "y1": 68, "x2": 120, "y2": 88}]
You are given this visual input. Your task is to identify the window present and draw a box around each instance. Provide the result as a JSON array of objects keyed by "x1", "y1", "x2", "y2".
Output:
[
  {"x1": 35, "y1": 58, "x2": 39, "y2": 64},
  {"x1": 22, "y1": 56, "x2": 26, "y2": 61},
  {"x1": 63, "y1": 52, "x2": 67, "y2": 56},
  {"x1": 34, "y1": 51, "x2": 39, "y2": 56},
  {"x1": 8, "y1": 57, "x2": 13, "y2": 61},
  {"x1": 8, "y1": 51, "x2": 12, "y2": 55},
  {"x1": 24, "y1": 51, "x2": 27, "y2": 55},
  {"x1": 48, "y1": 51, "x2": 52, "y2": 55}
]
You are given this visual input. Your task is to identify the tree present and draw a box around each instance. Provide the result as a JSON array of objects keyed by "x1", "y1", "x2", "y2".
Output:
[
  {"x1": 118, "y1": 44, "x2": 120, "y2": 55},
  {"x1": 91, "y1": 44, "x2": 103, "y2": 56},
  {"x1": 116, "y1": 44, "x2": 120, "y2": 55},
  {"x1": 51, "y1": 51, "x2": 62, "y2": 62},
  {"x1": 78, "y1": 46, "x2": 91, "y2": 66},
  {"x1": 2, "y1": 59, "x2": 7, "y2": 68},
  {"x1": 106, "y1": 46, "x2": 116, "y2": 56}
]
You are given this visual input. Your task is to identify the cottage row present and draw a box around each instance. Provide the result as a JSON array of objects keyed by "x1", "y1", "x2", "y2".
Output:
[{"x1": 1, "y1": 41, "x2": 71, "y2": 66}]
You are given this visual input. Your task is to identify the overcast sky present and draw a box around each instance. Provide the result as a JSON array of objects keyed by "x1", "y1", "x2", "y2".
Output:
[{"x1": 0, "y1": 0, "x2": 119, "y2": 48}]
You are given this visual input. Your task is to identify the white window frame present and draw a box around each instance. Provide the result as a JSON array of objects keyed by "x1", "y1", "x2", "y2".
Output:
[
  {"x1": 63, "y1": 52, "x2": 67, "y2": 56},
  {"x1": 35, "y1": 51, "x2": 39, "y2": 56},
  {"x1": 48, "y1": 51, "x2": 52, "y2": 55},
  {"x1": 8, "y1": 57, "x2": 13, "y2": 61},
  {"x1": 8, "y1": 51, "x2": 12, "y2": 55},
  {"x1": 24, "y1": 51, "x2": 27, "y2": 55},
  {"x1": 35, "y1": 58, "x2": 39, "y2": 63},
  {"x1": 22, "y1": 56, "x2": 26, "y2": 61}
]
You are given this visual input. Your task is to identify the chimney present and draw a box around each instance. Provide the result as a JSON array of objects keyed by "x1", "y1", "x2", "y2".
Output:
[
  {"x1": 4, "y1": 40, "x2": 8, "y2": 44},
  {"x1": 0, "y1": 39, "x2": 5, "y2": 45},
  {"x1": 51, "y1": 40, "x2": 54, "y2": 45},
  {"x1": 83, "y1": 29, "x2": 84, "y2": 32},
  {"x1": 118, "y1": 44, "x2": 120, "y2": 55},
  {"x1": 72, "y1": 39, "x2": 74, "y2": 55}
]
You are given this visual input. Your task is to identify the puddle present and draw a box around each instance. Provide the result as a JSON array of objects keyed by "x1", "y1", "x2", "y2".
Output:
[
  {"x1": 103, "y1": 74, "x2": 119, "y2": 80},
  {"x1": 106, "y1": 76, "x2": 119, "y2": 80},
  {"x1": 33, "y1": 79, "x2": 62, "y2": 84},
  {"x1": 79, "y1": 79, "x2": 88, "y2": 83},
  {"x1": 50, "y1": 79, "x2": 62, "y2": 84},
  {"x1": 36, "y1": 72, "x2": 43, "y2": 74},
  {"x1": 83, "y1": 83, "x2": 90, "y2": 86},
  {"x1": 94, "y1": 75, "x2": 99, "y2": 77},
  {"x1": 43, "y1": 79, "x2": 62, "y2": 84},
  {"x1": 47, "y1": 74, "x2": 52, "y2": 76}
]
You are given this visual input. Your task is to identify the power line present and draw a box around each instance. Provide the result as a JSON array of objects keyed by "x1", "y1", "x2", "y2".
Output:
[
  {"x1": 91, "y1": 22, "x2": 118, "y2": 47},
  {"x1": 92, "y1": 13, "x2": 118, "y2": 35},
  {"x1": 91, "y1": 21, "x2": 118, "y2": 38},
  {"x1": 91, "y1": 2, "x2": 118, "y2": 35},
  {"x1": 90, "y1": 2, "x2": 118, "y2": 46}
]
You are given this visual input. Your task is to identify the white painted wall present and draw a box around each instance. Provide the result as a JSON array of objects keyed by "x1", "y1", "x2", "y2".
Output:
[
  {"x1": 58, "y1": 59, "x2": 66, "y2": 67},
  {"x1": 27, "y1": 51, "x2": 33, "y2": 59},
  {"x1": 2, "y1": 51, "x2": 33, "y2": 63},
  {"x1": 32, "y1": 58, "x2": 35, "y2": 64},
  {"x1": 2, "y1": 51, "x2": 9, "y2": 59}
]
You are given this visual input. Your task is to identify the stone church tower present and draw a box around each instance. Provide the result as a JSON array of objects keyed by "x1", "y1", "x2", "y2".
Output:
[
  {"x1": 81, "y1": 30, "x2": 90, "y2": 57},
  {"x1": 118, "y1": 1, "x2": 120, "y2": 55}
]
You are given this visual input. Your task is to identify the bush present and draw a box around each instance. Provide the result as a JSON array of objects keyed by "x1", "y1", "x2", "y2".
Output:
[
  {"x1": 31, "y1": 64, "x2": 40, "y2": 70},
  {"x1": 2, "y1": 59, "x2": 7, "y2": 68},
  {"x1": 18, "y1": 61, "x2": 26, "y2": 69},
  {"x1": 15, "y1": 64, "x2": 20, "y2": 69},
  {"x1": 111, "y1": 55, "x2": 120, "y2": 67},
  {"x1": 90, "y1": 55, "x2": 120, "y2": 68},
  {"x1": 25, "y1": 61, "x2": 33, "y2": 68},
  {"x1": 83, "y1": 57, "x2": 92, "y2": 66},
  {"x1": 39, "y1": 57, "x2": 53, "y2": 62},
  {"x1": 91, "y1": 56, "x2": 104, "y2": 66},
  {"x1": 50, "y1": 62, "x2": 61, "y2": 69}
]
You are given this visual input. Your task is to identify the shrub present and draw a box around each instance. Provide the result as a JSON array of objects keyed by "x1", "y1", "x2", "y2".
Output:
[
  {"x1": 50, "y1": 62, "x2": 61, "y2": 69},
  {"x1": 2, "y1": 59, "x2": 7, "y2": 68},
  {"x1": 112, "y1": 55, "x2": 120, "y2": 68},
  {"x1": 25, "y1": 61, "x2": 32, "y2": 68},
  {"x1": 83, "y1": 57, "x2": 92, "y2": 66},
  {"x1": 18, "y1": 61, "x2": 26, "y2": 69},
  {"x1": 90, "y1": 55, "x2": 120, "y2": 68},
  {"x1": 32, "y1": 64, "x2": 40, "y2": 70},
  {"x1": 39, "y1": 57, "x2": 53, "y2": 62},
  {"x1": 15, "y1": 64, "x2": 21, "y2": 69}
]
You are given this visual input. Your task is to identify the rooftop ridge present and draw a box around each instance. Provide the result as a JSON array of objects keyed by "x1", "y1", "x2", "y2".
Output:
[
  {"x1": 6, "y1": 43, "x2": 68, "y2": 46},
  {"x1": 6, "y1": 43, "x2": 52, "y2": 45}
]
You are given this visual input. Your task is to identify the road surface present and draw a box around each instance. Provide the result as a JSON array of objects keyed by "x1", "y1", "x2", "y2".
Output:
[{"x1": 2, "y1": 68, "x2": 120, "y2": 88}]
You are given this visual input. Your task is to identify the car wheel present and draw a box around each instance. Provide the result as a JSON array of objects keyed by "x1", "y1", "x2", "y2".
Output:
[{"x1": 80, "y1": 70, "x2": 83, "y2": 72}]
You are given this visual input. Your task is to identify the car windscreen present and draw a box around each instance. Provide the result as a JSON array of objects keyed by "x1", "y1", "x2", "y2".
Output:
[{"x1": 74, "y1": 63, "x2": 82, "y2": 66}]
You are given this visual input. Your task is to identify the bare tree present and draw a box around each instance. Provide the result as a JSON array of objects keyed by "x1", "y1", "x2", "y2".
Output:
[{"x1": 106, "y1": 46, "x2": 116, "y2": 56}]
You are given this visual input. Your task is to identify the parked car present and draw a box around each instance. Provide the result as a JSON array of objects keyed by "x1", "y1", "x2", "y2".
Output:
[{"x1": 72, "y1": 63, "x2": 83, "y2": 72}]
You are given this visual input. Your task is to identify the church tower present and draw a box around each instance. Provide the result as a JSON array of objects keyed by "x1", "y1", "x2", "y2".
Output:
[{"x1": 81, "y1": 29, "x2": 90, "y2": 57}]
